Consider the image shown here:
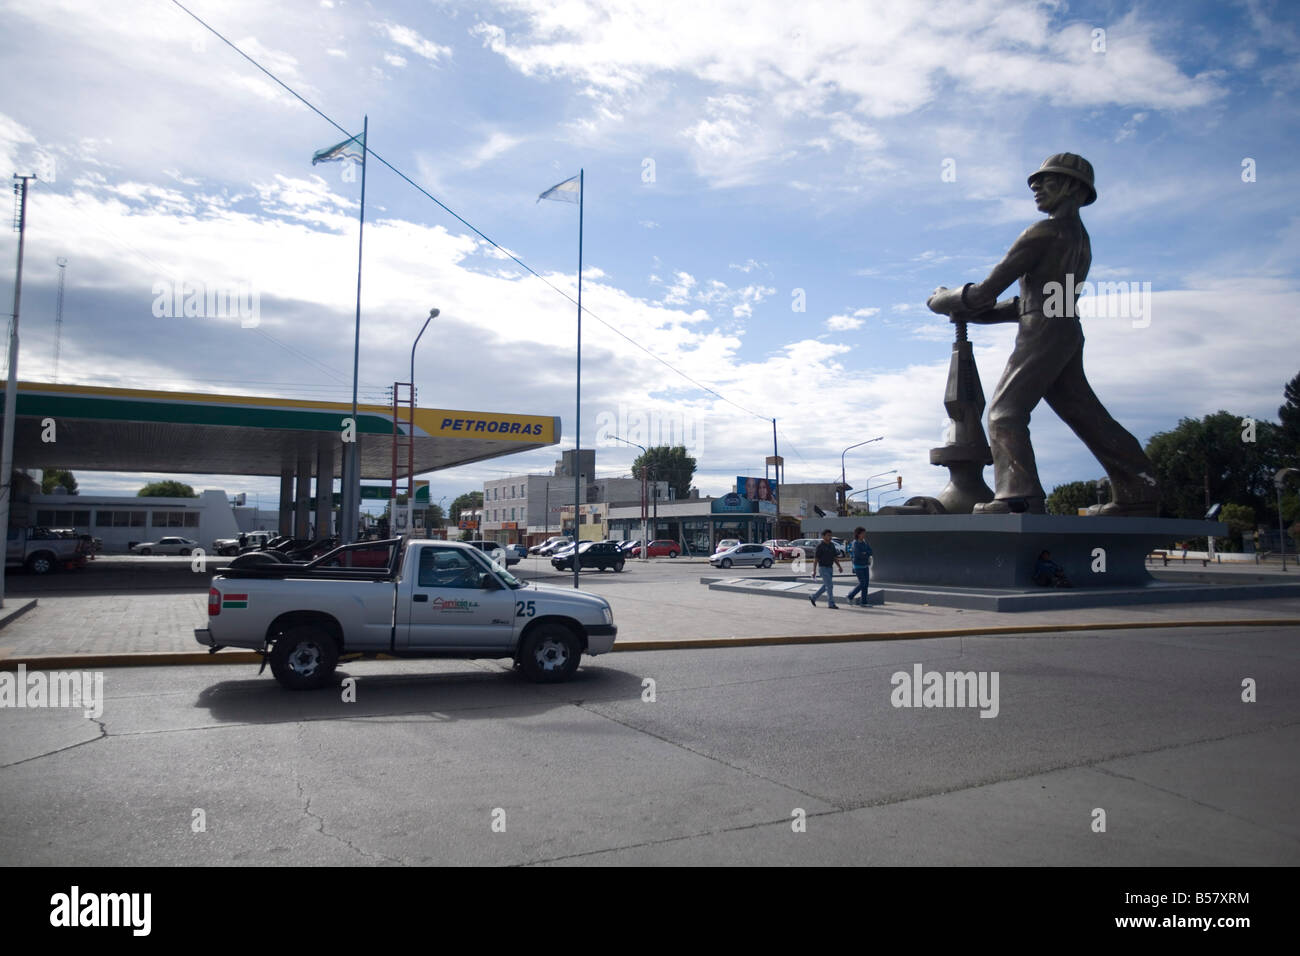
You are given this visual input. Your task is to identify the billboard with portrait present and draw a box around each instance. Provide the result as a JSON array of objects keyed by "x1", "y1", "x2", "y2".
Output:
[{"x1": 736, "y1": 476, "x2": 775, "y2": 503}]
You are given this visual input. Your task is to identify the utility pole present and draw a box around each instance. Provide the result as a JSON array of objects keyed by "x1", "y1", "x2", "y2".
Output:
[
  {"x1": 1, "y1": 175, "x2": 35, "y2": 609},
  {"x1": 53, "y1": 257, "x2": 67, "y2": 382},
  {"x1": 610, "y1": 434, "x2": 651, "y2": 559}
]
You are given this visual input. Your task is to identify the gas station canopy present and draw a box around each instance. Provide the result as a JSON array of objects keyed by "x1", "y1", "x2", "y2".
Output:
[{"x1": 5, "y1": 382, "x2": 560, "y2": 478}]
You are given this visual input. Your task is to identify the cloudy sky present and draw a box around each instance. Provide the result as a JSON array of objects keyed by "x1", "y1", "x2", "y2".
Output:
[{"x1": 1, "y1": 0, "x2": 1297, "y2": 514}]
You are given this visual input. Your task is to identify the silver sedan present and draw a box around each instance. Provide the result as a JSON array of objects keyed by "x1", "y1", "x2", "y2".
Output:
[{"x1": 709, "y1": 543, "x2": 775, "y2": 569}]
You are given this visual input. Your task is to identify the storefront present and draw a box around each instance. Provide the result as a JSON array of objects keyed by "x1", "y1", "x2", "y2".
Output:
[{"x1": 606, "y1": 495, "x2": 775, "y2": 555}]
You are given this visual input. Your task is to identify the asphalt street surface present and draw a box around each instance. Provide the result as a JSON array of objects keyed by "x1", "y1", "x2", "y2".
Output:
[{"x1": 1, "y1": 623, "x2": 1296, "y2": 865}]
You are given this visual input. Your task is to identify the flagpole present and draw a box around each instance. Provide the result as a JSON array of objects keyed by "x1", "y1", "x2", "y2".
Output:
[
  {"x1": 342, "y1": 115, "x2": 367, "y2": 544},
  {"x1": 573, "y1": 168, "x2": 583, "y2": 589}
]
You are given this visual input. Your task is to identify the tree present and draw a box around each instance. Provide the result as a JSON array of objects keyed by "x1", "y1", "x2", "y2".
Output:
[
  {"x1": 1279, "y1": 371, "x2": 1300, "y2": 461},
  {"x1": 41, "y1": 468, "x2": 78, "y2": 495},
  {"x1": 1145, "y1": 412, "x2": 1287, "y2": 520},
  {"x1": 1218, "y1": 502, "x2": 1255, "y2": 550},
  {"x1": 1046, "y1": 479, "x2": 1109, "y2": 515},
  {"x1": 138, "y1": 480, "x2": 197, "y2": 498},
  {"x1": 631, "y1": 446, "x2": 697, "y2": 499},
  {"x1": 450, "y1": 491, "x2": 483, "y2": 523}
]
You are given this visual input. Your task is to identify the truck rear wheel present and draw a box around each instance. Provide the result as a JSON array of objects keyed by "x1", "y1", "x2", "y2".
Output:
[
  {"x1": 269, "y1": 625, "x2": 339, "y2": 690},
  {"x1": 518, "y1": 624, "x2": 581, "y2": 683}
]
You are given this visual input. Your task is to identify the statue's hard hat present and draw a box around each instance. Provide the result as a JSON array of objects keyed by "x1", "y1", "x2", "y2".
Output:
[{"x1": 1028, "y1": 153, "x2": 1096, "y2": 205}]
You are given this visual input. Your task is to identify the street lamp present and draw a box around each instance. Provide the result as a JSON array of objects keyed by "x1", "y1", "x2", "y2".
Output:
[
  {"x1": 840, "y1": 437, "x2": 884, "y2": 512},
  {"x1": 860, "y1": 469, "x2": 897, "y2": 512},
  {"x1": 610, "y1": 434, "x2": 652, "y2": 559},
  {"x1": 878, "y1": 487, "x2": 905, "y2": 511},
  {"x1": 1276, "y1": 468, "x2": 1298, "y2": 571},
  {"x1": 406, "y1": 307, "x2": 439, "y2": 536}
]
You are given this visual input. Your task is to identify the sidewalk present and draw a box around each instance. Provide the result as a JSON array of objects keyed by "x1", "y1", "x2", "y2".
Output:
[{"x1": 1, "y1": 579, "x2": 1297, "y2": 667}]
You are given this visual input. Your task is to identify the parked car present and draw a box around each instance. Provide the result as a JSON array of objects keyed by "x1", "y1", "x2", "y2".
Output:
[
  {"x1": 618, "y1": 539, "x2": 641, "y2": 553},
  {"x1": 197, "y1": 538, "x2": 616, "y2": 689},
  {"x1": 507, "y1": 544, "x2": 529, "y2": 561},
  {"x1": 632, "y1": 539, "x2": 679, "y2": 558},
  {"x1": 530, "y1": 536, "x2": 569, "y2": 556},
  {"x1": 714, "y1": 538, "x2": 741, "y2": 553},
  {"x1": 551, "y1": 540, "x2": 626, "y2": 572},
  {"x1": 789, "y1": 537, "x2": 848, "y2": 559},
  {"x1": 130, "y1": 536, "x2": 201, "y2": 556},
  {"x1": 710, "y1": 543, "x2": 776, "y2": 569},
  {"x1": 463, "y1": 539, "x2": 515, "y2": 567},
  {"x1": 761, "y1": 539, "x2": 795, "y2": 560}
]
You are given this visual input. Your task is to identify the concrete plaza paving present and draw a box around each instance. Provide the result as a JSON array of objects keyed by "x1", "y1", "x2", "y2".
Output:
[{"x1": 0, "y1": 556, "x2": 1298, "y2": 662}]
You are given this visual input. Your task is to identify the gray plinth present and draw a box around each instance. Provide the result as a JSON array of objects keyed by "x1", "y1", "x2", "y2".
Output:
[{"x1": 801, "y1": 515, "x2": 1228, "y2": 588}]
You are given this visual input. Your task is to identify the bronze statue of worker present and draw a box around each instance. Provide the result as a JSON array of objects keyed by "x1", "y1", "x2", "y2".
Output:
[{"x1": 926, "y1": 153, "x2": 1159, "y2": 517}]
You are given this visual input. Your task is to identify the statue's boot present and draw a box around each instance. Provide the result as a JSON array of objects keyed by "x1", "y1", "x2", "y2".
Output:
[
  {"x1": 972, "y1": 496, "x2": 1046, "y2": 515},
  {"x1": 1086, "y1": 501, "x2": 1158, "y2": 518}
]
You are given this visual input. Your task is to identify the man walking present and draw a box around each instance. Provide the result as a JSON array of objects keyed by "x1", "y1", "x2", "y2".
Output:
[
  {"x1": 845, "y1": 527, "x2": 873, "y2": 606},
  {"x1": 809, "y1": 529, "x2": 843, "y2": 608}
]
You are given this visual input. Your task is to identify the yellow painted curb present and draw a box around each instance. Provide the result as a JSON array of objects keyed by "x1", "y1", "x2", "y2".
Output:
[
  {"x1": 610, "y1": 617, "x2": 1300, "y2": 652},
  {"x1": 0, "y1": 617, "x2": 1296, "y2": 670}
]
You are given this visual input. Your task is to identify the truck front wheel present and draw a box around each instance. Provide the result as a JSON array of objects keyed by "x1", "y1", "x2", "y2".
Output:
[
  {"x1": 26, "y1": 552, "x2": 55, "y2": 575},
  {"x1": 269, "y1": 625, "x2": 339, "y2": 690},
  {"x1": 518, "y1": 624, "x2": 581, "y2": 683}
]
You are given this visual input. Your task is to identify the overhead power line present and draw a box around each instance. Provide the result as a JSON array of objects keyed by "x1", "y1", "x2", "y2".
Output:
[{"x1": 168, "y1": 0, "x2": 773, "y2": 423}]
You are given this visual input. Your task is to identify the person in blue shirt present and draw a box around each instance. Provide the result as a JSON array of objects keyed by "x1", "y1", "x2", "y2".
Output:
[
  {"x1": 1033, "y1": 549, "x2": 1071, "y2": 588},
  {"x1": 845, "y1": 527, "x2": 874, "y2": 607}
]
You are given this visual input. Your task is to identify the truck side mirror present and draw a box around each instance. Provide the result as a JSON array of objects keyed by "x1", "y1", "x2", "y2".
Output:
[{"x1": 479, "y1": 573, "x2": 501, "y2": 590}]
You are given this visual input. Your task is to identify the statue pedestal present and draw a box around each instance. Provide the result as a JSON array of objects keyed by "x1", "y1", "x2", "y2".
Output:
[{"x1": 802, "y1": 515, "x2": 1228, "y2": 588}]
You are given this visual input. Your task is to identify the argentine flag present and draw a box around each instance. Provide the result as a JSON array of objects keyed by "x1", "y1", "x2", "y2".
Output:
[
  {"x1": 312, "y1": 132, "x2": 365, "y2": 165},
  {"x1": 538, "y1": 174, "x2": 580, "y2": 203}
]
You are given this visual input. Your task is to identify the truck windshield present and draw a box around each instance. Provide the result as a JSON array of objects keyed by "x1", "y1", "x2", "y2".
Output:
[{"x1": 467, "y1": 548, "x2": 523, "y2": 588}]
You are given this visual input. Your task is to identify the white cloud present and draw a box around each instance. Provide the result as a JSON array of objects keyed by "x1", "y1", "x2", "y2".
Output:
[
  {"x1": 374, "y1": 20, "x2": 451, "y2": 63},
  {"x1": 464, "y1": 130, "x2": 523, "y2": 168},
  {"x1": 384, "y1": 53, "x2": 408, "y2": 68}
]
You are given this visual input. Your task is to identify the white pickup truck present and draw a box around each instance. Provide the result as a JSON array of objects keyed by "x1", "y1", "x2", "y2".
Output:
[{"x1": 195, "y1": 539, "x2": 617, "y2": 690}]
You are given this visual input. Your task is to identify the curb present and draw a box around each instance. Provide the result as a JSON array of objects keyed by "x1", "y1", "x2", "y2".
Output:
[
  {"x1": 1, "y1": 617, "x2": 1296, "y2": 670},
  {"x1": 0, "y1": 599, "x2": 38, "y2": 632}
]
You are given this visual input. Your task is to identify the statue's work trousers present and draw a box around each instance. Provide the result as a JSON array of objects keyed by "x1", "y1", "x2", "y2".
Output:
[{"x1": 986, "y1": 312, "x2": 1157, "y2": 503}]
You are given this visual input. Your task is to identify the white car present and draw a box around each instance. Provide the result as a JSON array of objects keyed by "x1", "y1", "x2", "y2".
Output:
[
  {"x1": 131, "y1": 536, "x2": 200, "y2": 555},
  {"x1": 715, "y1": 538, "x2": 741, "y2": 553},
  {"x1": 464, "y1": 539, "x2": 519, "y2": 567},
  {"x1": 710, "y1": 543, "x2": 775, "y2": 569}
]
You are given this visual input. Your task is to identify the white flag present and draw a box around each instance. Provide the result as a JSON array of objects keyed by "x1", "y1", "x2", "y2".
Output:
[{"x1": 538, "y1": 174, "x2": 580, "y2": 203}]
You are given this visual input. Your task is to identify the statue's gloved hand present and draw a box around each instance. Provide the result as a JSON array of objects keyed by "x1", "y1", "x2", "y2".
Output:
[{"x1": 926, "y1": 286, "x2": 958, "y2": 314}]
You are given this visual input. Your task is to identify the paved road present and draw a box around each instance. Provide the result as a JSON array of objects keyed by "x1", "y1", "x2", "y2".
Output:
[{"x1": 1, "y1": 624, "x2": 1296, "y2": 865}]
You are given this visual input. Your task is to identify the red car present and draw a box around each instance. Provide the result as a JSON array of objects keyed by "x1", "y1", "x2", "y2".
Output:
[
  {"x1": 761, "y1": 539, "x2": 796, "y2": 560},
  {"x1": 632, "y1": 539, "x2": 680, "y2": 558}
]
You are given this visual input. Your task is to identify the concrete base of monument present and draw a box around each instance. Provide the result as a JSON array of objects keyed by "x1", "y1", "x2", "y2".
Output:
[{"x1": 800, "y1": 514, "x2": 1232, "y2": 589}]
